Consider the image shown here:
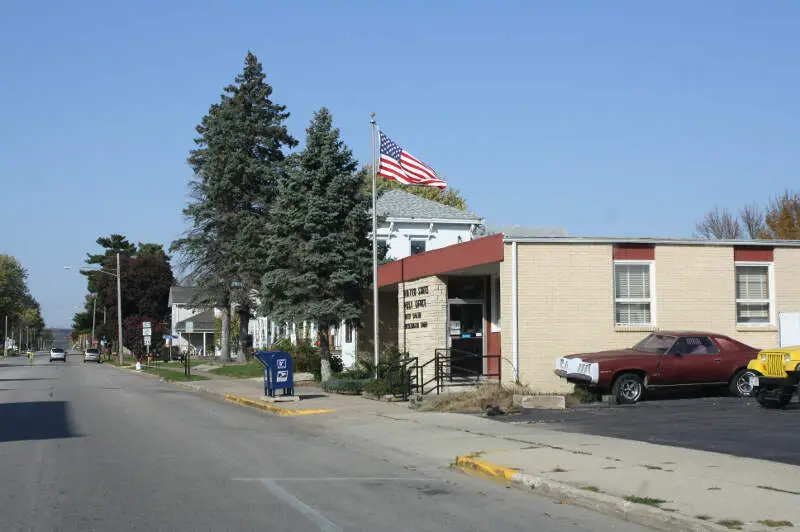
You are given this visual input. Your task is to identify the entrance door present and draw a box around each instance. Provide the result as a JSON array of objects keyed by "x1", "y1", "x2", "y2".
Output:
[{"x1": 448, "y1": 302, "x2": 484, "y2": 377}]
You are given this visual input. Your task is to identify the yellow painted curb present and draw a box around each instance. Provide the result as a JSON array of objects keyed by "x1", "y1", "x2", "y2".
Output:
[
  {"x1": 223, "y1": 393, "x2": 332, "y2": 416},
  {"x1": 456, "y1": 453, "x2": 519, "y2": 482}
]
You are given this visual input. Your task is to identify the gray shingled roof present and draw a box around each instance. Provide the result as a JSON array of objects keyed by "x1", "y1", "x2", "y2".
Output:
[
  {"x1": 174, "y1": 309, "x2": 215, "y2": 333},
  {"x1": 168, "y1": 286, "x2": 196, "y2": 306},
  {"x1": 374, "y1": 190, "x2": 483, "y2": 222}
]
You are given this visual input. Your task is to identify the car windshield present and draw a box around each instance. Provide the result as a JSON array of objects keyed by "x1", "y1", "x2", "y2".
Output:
[
  {"x1": 633, "y1": 333, "x2": 677, "y2": 354},
  {"x1": 86, "y1": 349, "x2": 99, "y2": 354},
  {"x1": 52, "y1": 348, "x2": 64, "y2": 353}
]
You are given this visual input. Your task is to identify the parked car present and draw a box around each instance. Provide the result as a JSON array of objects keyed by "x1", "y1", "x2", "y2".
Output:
[
  {"x1": 747, "y1": 346, "x2": 800, "y2": 408},
  {"x1": 50, "y1": 348, "x2": 67, "y2": 363},
  {"x1": 84, "y1": 348, "x2": 101, "y2": 363},
  {"x1": 554, "y1": 332, "x2": 760, "y2": 404}
]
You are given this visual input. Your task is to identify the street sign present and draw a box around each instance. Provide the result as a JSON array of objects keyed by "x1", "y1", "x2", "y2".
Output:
[
  {"x1": 142, "y1": 322, "x2": 151, "y2": 329},
  {"x1": 144, "y1": 336, "x2": 152, "y2": 346}
]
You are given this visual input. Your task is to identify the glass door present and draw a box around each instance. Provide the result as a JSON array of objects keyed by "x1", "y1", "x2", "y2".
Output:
[{"x1": 448, "y1": 302, "x2": 484, "y2": 377}]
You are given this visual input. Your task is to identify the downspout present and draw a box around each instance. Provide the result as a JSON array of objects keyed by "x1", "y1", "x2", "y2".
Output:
[{"x1": 511, "y1": 241, "x2": 519, "y2": 383}]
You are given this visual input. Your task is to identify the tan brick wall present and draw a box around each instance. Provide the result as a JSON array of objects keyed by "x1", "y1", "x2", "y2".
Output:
[
  {"x1": 502, "y1": 243, "x2": 637, "y2": 392},
  {"x1": 655, "y1": 246, "x2": 778, "y2": 347},
  {"x1": 501, "y1": 242, "x2": 800, "y2": 393},
  {"x1": 397, "y1": 276, "x2": 447, "y2": 378},
  {"x1": 773, "y1": 247, "x2": 800, "y2": 335}
]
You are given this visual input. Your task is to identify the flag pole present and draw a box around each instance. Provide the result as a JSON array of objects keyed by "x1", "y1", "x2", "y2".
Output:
[{"x1": 371, "y1": 113, "x2": 380, "y2": 377}]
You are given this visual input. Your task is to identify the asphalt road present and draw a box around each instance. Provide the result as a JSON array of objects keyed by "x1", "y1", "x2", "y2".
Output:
[
  {"x1": 502, "y1": 393, "x2": 800, "y2": 465},
  {"x1": 0, "y1": 353, "x2": 642, "y2": 532}
]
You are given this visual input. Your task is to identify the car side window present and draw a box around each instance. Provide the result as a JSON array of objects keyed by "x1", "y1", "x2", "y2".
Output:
[{"x1": 670, "y1": 336, "x2": 719, "y2": 355}]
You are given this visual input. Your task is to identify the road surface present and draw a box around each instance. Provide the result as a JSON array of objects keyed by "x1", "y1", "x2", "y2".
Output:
[{"x1": 0, "y1": 353, "x2": 643, "y2": 532}]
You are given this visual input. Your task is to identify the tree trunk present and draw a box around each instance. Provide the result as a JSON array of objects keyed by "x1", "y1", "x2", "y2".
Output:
[
  {"x1": 238, "y1": 305, "x2": 249, "y2": 363},
  {"x1": 220, "y1": 307, "x2": 231, "y2": 363},
  {"x1": 317, "y1": 323, "x2": 332, "y2": 382}
]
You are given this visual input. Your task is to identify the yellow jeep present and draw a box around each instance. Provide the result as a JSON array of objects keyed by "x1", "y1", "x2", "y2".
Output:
[{"x1": 747, "y1": 346, "x2": 800, "y2": 408}]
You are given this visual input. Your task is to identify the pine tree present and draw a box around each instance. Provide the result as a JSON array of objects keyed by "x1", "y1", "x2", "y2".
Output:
[
  {"x1": 172, "y1": 52, "x2": 296, "y2": 362},
  {"x1": 260, "y1": 109, "x2": 372, "y2": 381}
]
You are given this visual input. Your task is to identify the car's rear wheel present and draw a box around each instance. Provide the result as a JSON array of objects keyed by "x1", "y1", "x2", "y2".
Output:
[
  {"x1": 730, "y1": 369, "x2": 759, "y2": 398},
  {"x1": 611, "y1": 372, "x2": 644, "y2": 404}
]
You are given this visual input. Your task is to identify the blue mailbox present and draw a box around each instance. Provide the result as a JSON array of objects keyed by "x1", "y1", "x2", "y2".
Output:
[{"x1": 253, "y1": 351, "x2": 294, "y2": 398}]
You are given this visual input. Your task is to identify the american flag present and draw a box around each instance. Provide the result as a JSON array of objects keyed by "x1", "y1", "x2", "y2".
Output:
[{"x1": 378, "y1": 131, "x2": 446, "y2": 189}]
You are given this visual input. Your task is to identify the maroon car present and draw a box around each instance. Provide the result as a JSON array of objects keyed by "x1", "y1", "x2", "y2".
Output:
[{"x1": 554, "y1": 332, "x2": 760, "y2": 404}]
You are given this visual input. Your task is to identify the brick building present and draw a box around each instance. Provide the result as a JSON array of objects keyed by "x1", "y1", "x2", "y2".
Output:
[{"x1": 373, "y1": 234, "x2": 800, "y2": 393}]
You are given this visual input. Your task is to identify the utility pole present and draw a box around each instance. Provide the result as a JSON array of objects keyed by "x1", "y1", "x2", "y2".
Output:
[
  {"x1": 117, "y1": 252, "x2": 123, "y2": 365},
  {"x1": 91, "y1": 294, "x2": 97, "y2": 348},
  {"x1": 3, "y1": 316, "x2": 7, "y2": 357}
]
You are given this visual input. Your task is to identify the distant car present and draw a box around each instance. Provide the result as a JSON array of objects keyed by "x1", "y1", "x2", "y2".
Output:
[
  {"x1": 554, "y1": 332, "x2": 760, "y2": 404},
  {"x1": 50, "y1": 348, "x2": 67, "y2": 363},
  {"x1": 84, "y1": 348, "x2": 101, "y2": 363}
]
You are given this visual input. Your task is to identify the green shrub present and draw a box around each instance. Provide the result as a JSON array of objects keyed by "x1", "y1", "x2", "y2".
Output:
[
  {"x1": 364, "y1": 379, "x2": 390, "y2": 396},
  {"x1": 339, "y1": 366, "x2": 372, "y2": 380},
  {"x1": 271, "y1": 338, "x2": 294, "y2": 353},
  {"x1": 293, "y1": 348, "x2": 320, "y2": 375},
  {"x1": 363, "y1": 378, "x2": 408, "y2": 397},
  {"x1": 322, "y1": 378, "x2": 369, "y2": 395}
]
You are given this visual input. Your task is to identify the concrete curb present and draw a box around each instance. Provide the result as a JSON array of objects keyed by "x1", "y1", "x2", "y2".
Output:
[
  {"x1": 455, "y1": 454, "x2": 732, "y2": 532},
  {"x1": 222, "y1": 393, "x2": 332, "y2": 416},
  {"x1": 107, "y1": 364, "x2": 331, "y2": 416}
]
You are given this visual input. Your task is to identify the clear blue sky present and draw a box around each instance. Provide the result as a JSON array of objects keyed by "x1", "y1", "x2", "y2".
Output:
[{"x1": 1, "y1": 1, "x2": 798, "y2": 328}]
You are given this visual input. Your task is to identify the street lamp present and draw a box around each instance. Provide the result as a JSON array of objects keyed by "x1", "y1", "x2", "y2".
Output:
[{"x1": 65, "y1": 252, "x2": 123, "y2": 365}]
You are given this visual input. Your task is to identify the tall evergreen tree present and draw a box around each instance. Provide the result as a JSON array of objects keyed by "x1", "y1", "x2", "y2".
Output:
[
  {"x1": 171, "y1": 52, "x2": 296, "y2": 362},
  {"x1": 260, "y1": 108, "x2": 372, "y2": 380}
]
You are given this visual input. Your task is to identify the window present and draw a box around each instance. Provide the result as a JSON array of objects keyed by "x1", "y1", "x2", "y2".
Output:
[
  {"x1": 614, "y1": 262, "x2": 654, "y2": 326},
  {"x1": 633, "y1": 333, "x2": 676, "y2": 353},
  {"x1": 736, "y1": 264, "x2": 772, "y2": 325},
  {"x1": 345, "y1": 323, "x2": 352, "y2": 343},
  {"x1": 410, "y1": 238, "x2": 426, "y2": 255},
  {"x1": 668, "y1": 336, "x2": 719, "y2": 355}
]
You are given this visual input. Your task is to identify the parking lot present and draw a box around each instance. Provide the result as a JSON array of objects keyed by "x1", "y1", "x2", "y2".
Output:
[{"x1": 499, "y1": 393, "x2": 800, "y2": 465}]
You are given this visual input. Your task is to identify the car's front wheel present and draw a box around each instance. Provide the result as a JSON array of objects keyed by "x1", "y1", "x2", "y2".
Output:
[
  {"x1": 611, "y1": 372, "x2": 644, "y2": 404},
  {"x1": 730, "y1": 369, "x2": 760, "y2": 397},
  {"x1": 756, "y1": 389, "x2": 793, "y2": 409}
]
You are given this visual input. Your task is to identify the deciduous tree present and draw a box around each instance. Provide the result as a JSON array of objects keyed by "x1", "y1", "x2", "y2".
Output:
[
  {"x1": 762, "y1": 191, "x2": 800, "y2": 240},
  {"x1": 0, "y1": 255, "x2": 29, "y2": 321},
  {"x1": 741, "y1": 203, "x2": 767, "y2": 240},
  {"x1": 77, "y1": 239, "x2": 174, "y2": 349},
  {"x1": 694, "y1": 207, "x2": 742, "y2": 239}
]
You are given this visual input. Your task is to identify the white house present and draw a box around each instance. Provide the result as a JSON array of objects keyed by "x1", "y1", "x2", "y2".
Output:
[
  {"x1": 167, "y1": 286, "x2": 215, "y2": 356},
  {"x1": 249, "y1": 190, "x2": 487, "y2": 367},
  {"x1": 375, "y1": 190, "x2": 485, "y2": 259}
]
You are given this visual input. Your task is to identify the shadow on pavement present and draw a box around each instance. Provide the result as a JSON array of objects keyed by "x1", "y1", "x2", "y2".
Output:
[{"x1": 0, "y1": 401, "x2": 80, "y2": 443}]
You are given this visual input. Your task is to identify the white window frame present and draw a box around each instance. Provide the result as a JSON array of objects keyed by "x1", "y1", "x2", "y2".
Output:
[
  {"x1": 613, "y1": 260, "x2": 656, "y2": 328},
  {"x1": 735, "y1": 261, "x2": 775, "y2": 327}
]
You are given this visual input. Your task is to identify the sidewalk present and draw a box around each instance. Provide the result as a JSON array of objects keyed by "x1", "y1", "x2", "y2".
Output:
[{"x1": 119, "y1": 364, "x2": 799, "y2": 531}]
